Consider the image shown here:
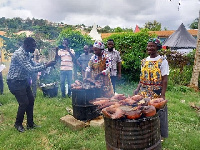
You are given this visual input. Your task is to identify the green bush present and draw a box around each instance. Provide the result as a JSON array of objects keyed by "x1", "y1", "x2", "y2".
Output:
[
  {"x1": 159, "y1": 49, "x2": 196, "y2": 88},
  {"x1": 168, "y1": 66, "x2": 193, "y2": 86},
  {"x1": 103, "y1": 29, "x2": 155, "y2": 81}
]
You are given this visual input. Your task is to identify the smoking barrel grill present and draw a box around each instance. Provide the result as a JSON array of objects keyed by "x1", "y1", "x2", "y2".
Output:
[{"x1": 72, "y1": 88, "x2": 101, "y2": 121}]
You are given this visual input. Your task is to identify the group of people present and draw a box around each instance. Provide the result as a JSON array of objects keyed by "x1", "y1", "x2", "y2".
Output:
[
  {"x1": 57, "y1": 38, "x2": 122, "y2": 98},
  {"x1": 4, "y1": 36, "x2": 169, "y2": 142}
]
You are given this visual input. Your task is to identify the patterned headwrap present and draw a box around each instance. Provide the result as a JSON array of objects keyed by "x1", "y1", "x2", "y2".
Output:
[
  {"x1": 93, "y1": 41, "x2": 105, "y2": 50},
  {"x1": 148, "y1": 38, "x2": 162, "y2": 49}
]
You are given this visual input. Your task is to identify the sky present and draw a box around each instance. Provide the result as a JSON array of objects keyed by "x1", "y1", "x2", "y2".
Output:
[{"x1": 0, "y1": 0, "x2": 199, "y2": 30}]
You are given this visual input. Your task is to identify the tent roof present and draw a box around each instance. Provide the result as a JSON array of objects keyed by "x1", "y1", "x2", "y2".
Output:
[
  {"x1": 162, "y1": 23, "x2": 196, "y2": 49},
  {"x1": 134, "y1": 25, "x2": 140, "y2": 33}
]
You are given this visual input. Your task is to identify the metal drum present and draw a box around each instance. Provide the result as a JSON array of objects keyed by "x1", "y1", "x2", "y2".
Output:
[
  {"x1": 72, "y1": 88, "x2": 101, "y2": 121},
  {"x1": 104, "y1": 113, "x2": 161, "y2": 150}
]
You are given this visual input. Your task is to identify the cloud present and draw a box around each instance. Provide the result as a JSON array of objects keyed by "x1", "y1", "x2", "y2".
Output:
[{"x1": 0, "y1": 0, "x2": 199, "y2": 30}]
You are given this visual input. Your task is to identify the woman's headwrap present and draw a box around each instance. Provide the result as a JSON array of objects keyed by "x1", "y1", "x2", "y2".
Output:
[
  {"x1": 148, "y1": 38, "x2": 162, "y2": 49},
  {"x1": 93, "y1": 41, "x2": 105, "y2": 50}
]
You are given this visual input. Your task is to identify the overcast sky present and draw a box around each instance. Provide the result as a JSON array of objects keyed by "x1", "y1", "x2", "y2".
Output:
[{"x1": 0, "y1": 0, "x2": 199, "y2": 30}]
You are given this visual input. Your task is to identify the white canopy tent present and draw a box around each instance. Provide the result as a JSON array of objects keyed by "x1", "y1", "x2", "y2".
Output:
[{"x1": 89, "y1": 24, "x2": 102, "y2": 41}]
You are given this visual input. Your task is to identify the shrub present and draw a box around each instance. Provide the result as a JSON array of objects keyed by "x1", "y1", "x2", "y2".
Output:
[{"x1": 159, "y1": 49, "x2": 196, "y2": 87}]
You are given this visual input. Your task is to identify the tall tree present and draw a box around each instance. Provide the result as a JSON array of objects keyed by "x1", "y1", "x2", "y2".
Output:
[
  {"x1": 190, "y1": 11, "x2": 200, "y2": 90},
  {"x1": 114, "y1": 27, "x2": 123, "y2": 33},
  {"x1": 98, "y1": 25, "x2": 113, "y2": 33},
  {"x1": 189, "y1": 18, "x2": 199, "y2": 29},
  {"x1": 144, "y1": 20, "x2": 161, "y2": 31}
]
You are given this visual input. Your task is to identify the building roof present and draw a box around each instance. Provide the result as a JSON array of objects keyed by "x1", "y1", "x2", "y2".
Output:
[
  {"x1": 162, "y1": 23, "x2": 196, "y2": 49},
  {"x1": 149, "y1": 30, "x2": 198, "y2": 37},
  {"x1": 101, "y1": 29, "x2": 198, "y2": 39},
  {"x1": 149, "y1": 30, "x2": 175, "y2": 37},
  {"x1": 101, "y1": 33, "x2": 116, "y2": 39},
  {"x1": 0, "y1": 31, "x2": 6, "y2": 36}
]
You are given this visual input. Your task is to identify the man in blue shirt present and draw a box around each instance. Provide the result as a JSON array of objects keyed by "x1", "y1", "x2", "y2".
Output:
[{"x1": 7, "y1": 37, "x2": 56, "y2": 132}]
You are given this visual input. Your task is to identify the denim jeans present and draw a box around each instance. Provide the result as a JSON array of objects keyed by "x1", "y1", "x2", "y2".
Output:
[
  {"x1": 7, "y1": 79, "x2": 35, "y2": 126},
  {"x1": 0, "y1": 72, "x2": 3, "y2": 94},
  {"x1": 110, "y1": 76, "x2": 117, "y2": 93},
  {"x1": 60, "y1": 70, "x2": 72, "y2": 97}
]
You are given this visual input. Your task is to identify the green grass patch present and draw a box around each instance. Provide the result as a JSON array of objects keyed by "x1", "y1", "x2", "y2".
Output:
[{"x1": 0, "y1": 79, "x2": 200, "y2": 149}]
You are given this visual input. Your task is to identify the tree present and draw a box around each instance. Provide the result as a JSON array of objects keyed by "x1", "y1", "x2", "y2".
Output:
[
  {"x1": 189, "y1": 18, "x2": 199, "y2": 29},
  {"x1": 33, "y1": 25, "x2": 60, "y2": 40},
  {"x1": 98, "y1": 25, "x2": 114, "y2": 33},
  {"x1": 189, "y1": 11, "x2": 200, "y2": 90},
  {"x1": 114, "y1": 27, "x2": 123, "y2": 33},
  {"x1": 0, "y1": 17, "x2": 7, "y2": 29},
  {"x1": 3, "y1": 32, "x2": 26, "y2": 54},
  {"x1": 144, "y1": 20, "x2": 161, "y2": 31}
]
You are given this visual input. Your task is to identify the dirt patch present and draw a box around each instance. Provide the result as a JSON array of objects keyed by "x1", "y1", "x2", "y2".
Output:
[
  {"x1": 189, "y1": 102, "x2": 200, "y2": 111},
  {"x1": 40, "y1": 136, "x2": 53, "y2": 150},
  {"x1": 189, "y1": 102, "x2": 200, "y2": 117}
]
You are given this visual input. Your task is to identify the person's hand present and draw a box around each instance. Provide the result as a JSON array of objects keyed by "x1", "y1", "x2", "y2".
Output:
[
  {"x1": 45, "y1": 61, "x2": 56, "y2": 68},
  {"x1": 133, "y1": 89, "x2": 139, "y2": 95}
]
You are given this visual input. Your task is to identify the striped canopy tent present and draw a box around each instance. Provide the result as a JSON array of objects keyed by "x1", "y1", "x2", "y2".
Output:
[{"x1": 162, "y1": 23, "x2": 196, "y2": 50}]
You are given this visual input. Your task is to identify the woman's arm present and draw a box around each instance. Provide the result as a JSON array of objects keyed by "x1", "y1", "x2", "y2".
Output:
[
  {"x1": 133, "y1": 83, "x2": 141, "y2": 95},
  {"x1": 161, "y1": 75, "x2": 168, "y2": 99}
]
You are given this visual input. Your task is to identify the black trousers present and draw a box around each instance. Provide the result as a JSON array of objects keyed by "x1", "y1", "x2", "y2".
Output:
[
  {"x1": 158, "y1": 104, "x2": 168, "y2": 138},
  {"x1": 7, "y1": 79, "x2": 35, "y2": 126},
  {"x1": 0, "y1": 72, "x2": 3, "y2": 94}
]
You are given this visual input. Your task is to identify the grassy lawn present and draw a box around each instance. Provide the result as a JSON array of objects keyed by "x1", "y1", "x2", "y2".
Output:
[{"x1": 0, "y1": 79, "x2": 200, "y2": 150}]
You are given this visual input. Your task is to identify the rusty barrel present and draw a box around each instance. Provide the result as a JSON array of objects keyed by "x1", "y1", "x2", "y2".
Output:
[
  {"x1": 104, "y1": 113, "x2": 161, "y2": 150},
  {"x1": 72, "y1": 88, "x2": 101, "y2": 121}
]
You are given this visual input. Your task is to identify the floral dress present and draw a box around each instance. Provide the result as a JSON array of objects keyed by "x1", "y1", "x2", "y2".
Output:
[{"x1": 86, "y1": 51, "x2": 114, "y2": 98}]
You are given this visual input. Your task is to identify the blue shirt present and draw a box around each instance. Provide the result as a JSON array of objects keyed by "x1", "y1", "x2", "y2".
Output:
[
  {"x1": 7, "y1": 47, "x2": 46, "y2": 80},
  {"x1": 77, "y1": 53, "x2": 93, "y2": 70}
]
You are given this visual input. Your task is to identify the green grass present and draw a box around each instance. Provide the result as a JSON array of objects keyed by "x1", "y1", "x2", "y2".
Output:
[{"x1": 0, "y1": 79, "x2": 200, "y2": 150}]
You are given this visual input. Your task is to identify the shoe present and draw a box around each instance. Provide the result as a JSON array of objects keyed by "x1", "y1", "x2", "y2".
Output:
[
  {"x1": 27, "y1": 123, "x2": 41, "y2": 130},
  {"x1": 14, "y1": 124, "x2": 25, "y2": 132}
]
